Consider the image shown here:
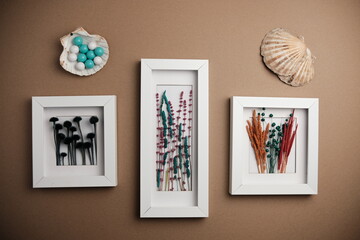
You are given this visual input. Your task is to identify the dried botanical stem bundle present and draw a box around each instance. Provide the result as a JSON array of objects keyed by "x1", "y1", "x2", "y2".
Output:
[
  {"x1": 246, "y1": 110, "x2": 270, "y2": 173},
  {"x1": 50, "y1": 116, "x2": 99, "y2": 166},
  {"x1": 278, "y1": 110, "x2": 298, "y2": 173},
  {"x1": 156, "y1": 90, "x2": 193, "y2": 191}
]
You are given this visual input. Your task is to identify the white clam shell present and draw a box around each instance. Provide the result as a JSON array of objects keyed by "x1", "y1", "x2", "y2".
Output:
[
  {"x1": 260, "y1": 28, "x2": 315, "y2": 87},
  {"x1": 60, "y1": 27, "x2": 109, "y2": 76}
]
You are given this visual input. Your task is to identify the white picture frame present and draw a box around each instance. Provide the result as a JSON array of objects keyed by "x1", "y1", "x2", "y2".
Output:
[
  {"x1": 140, "y1": 59, "x2": 209, "y2": 218},
  {"x1": 32, "y1": 95, "x2": 117, "y2": 188},
  {"x1": 230, "y1": 96, "x2": 319, "y2": 195}
]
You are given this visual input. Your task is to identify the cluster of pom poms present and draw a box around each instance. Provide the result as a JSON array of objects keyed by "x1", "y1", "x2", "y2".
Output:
[{"x1": 67, "y1": 36, "x2": 105, "y2": 70}]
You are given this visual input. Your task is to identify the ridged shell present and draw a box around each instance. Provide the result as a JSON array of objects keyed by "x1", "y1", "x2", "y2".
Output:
[
  {"x1": 59, "y1": 27, "x2": 109, "y2": 76},
  {"x1": 260, "y1": 28, "x2": 315, "y2": 87}
]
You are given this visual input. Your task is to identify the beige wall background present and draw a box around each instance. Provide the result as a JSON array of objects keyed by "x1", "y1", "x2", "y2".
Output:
[{"x1": 1, "y1": 0, "x2": 360, "y2": 239}]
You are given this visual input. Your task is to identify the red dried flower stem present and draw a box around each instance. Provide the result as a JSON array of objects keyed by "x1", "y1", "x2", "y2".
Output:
[
  {"x1": 278, "y1": 109, "x2": 298, "y2": 173},
  {"x1": 156, "y1": 90, "x2": 193, "y2": 191},
  {"x1": 156, "y1": 93, "x2": 161, "y2": 189},
  {"x1": 188, "y1": 90, "x2": 193, "y2": 190}
]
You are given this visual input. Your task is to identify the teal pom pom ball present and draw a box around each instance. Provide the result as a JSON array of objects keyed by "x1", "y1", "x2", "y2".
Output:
[
  {"x1": 94, "y1": 47, "x2": 104, "y2": 56},
  {"x1": 85, "y1": 59, "x2": 94, "y2": 69},
  {"x1": 86, "y1": 50, "x2": 95, "y2": 60},
  {"x1": 72, "y1": 36, "x2": 83, "y2": 46},
  {"x1": 79, "y1": 44, "x2": 89, "y2": 54},
  {"x1": 77, "y1": 53, "x2": 87, "y2": 62}
]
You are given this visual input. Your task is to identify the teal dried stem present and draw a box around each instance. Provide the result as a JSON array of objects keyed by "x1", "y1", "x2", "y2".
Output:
[
  {"x1": 178, "y1": 144, "x2": 183, "y2": 171},
  {"x1": 163, "y1": 152, "x2": 168, "y2": 166},
  {"x1": 156, "y1": 170, "x2": 161, "y2": 188},
  {"x1": 178, "y1": 123, "x2": 182, "y2": 141},
  {"x1": 184, "y1": 136, "x2": 191, "y2": 189},
  {"x1": 156, "y1": 90, "x2": 193, "y2": 191},
  {"x1": 173, "y1": 156, "x2": 178, "y2": 175},
  {"x1": 164, "y1": 138, "x2": 168, "y2": 148},
  {"x1": 184, "y1": 137, "x2": 190, "y2": 159},
  {"x1": 267, "y1": 118, "x2": 281, "y2": 173},
  {"x1": 161, "y1": 111, "x2": 167, "y2": 137}
]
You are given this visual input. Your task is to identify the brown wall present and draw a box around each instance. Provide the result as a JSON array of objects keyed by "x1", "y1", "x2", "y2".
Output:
[{"x1": 1, "y1": 0, "x2": 360, "y2": 239}]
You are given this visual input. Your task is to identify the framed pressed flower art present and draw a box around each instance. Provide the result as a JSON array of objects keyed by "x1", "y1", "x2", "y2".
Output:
[
  {"x1": 230, "y1": 97, "x2": 319, "y2": 195},
  {"x1": 140, "y1": 59, "x2": 209, "y2": 218},
  {"x1": 32, "y1": 95, "x2": 117, "y2": 188}
]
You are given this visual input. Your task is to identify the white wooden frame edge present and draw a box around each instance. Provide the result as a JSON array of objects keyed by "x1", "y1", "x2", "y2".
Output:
[
  {"x1": 32, "y1": 95, "x2": 117, "y2": 188},
  {"x1": 140, "y1": 59, "x2": 209, "y2": 218},
  {"x1": 230, "y1": 96, "x2": 319, "y2": 195}
]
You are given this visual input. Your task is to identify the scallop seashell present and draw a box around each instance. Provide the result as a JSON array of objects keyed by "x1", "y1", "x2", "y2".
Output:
[
  {"x1": 260, "y1": 28, "x2": 315, "y2": 87},
  {"x1": 60, "y1": 27, "x2": 109, "y2": 76}
]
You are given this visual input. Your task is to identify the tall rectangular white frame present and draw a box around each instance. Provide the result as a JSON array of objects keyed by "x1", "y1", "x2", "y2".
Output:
[
  {"x1": 141, "y1": 59, "x2": 209, "y2": 218},
  {"x1": 32, "y1": 95, "x2": 117, "y2": 188},
  {"x1": 230, "y1": 96, "x2": 319, "y2": 195}
]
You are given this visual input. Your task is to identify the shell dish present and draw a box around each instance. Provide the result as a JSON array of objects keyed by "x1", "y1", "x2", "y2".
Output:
[
  {"x1": 260, "y1": 28, "x2": 315, "y2": 87},
  {"x1": 60, "y1": 27, "x2": 109, "y2": 76}
]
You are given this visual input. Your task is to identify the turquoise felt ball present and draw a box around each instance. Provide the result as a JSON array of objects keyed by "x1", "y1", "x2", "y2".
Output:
[
  {"x1": 94, "y1": 47, "x2": 104, "y2": 56},
  {"x1": 77, "y1": 53, "x2": 87, "y2": 62},
  {"x1": 85, "y1": 59, "x2": 94, "y2": 69},
  {"x1": 72, "y1": 36, "x2": 83, "y2": 46},
  {"x1": 86, "y1": 50, "x2": 95, "y2": 60},
  {"x1": 79, "y1": 44, "x2": 88, "y2": 54}
]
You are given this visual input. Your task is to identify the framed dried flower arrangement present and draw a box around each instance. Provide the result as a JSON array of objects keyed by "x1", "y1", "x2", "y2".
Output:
[
  {"x1": 140, "y1": 59, "x2": 209, "y2": 218},
  {"x1": 230, "y1": 97, "x2": 319, "y2": 195},
  {"x1": 32, "y1": 95, "x2": 117, "y2": 188}
]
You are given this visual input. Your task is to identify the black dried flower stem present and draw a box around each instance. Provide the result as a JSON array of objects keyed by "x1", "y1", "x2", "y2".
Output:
[
  {"x1": 89, "y1": 116, "x2": 99, "y2": 159},
  {"x1": 83, "y1": 142, "x2": 92, "y2": 165},
  {"x1": 72, "y1": 134, "x2": 80, "y2": 165},
  {"x1": 63, "y1": 121, "x2": 72, "y2": 136},
  {"x1": 56, "y1": 132, "x2": 65, "y2": 166},
  {"x1": 73, "y1": 116, "x2": 85, "y2": 164},
  {"x1": 69, "y1": 126, "x2": 77, "y2": 164},
  {"x1": 63, "y1": 137, "x2": 72, "y2": 165},
  {"x1": 87, "y1": 133, "x2": 96, "y2": 165},
  {"x1": 60, "y1": 152, "x2": 67, "y2": 166},
  {"x1": 75, "y1": 142, "x2": 84, "y2": 165},
  {"x1": 49, "y1": 117, "x2": 59, "y2": 163},
  {"x1": 63, "y1": 121, "x2": 72, "y2": 163},
  {"x1": 55, "y1": 124, "x2": 63, "y2": 165}
]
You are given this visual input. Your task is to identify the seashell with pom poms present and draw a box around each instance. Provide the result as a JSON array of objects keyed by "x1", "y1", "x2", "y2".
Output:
[
  {"x1": 59, "y1": 27, "x2": 109, "y2": 76},
  {"x1": 260, "y1": 28, "x2": 315, "y2": 87}
]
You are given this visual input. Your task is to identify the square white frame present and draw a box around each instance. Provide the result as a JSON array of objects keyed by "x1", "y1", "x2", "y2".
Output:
[
  {"x1": 32, "y1": 95, "x2": 117, "y2": 188},
  {"x1": 140, "y1": 59, "x2": 209, "y2": 218},
  {"x1": 230, "y1": 96, "x2": 319, "y2": 195}
]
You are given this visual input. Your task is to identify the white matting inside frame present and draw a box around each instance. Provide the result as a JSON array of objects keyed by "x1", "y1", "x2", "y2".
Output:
[
  {"x1": 243, "y1": 107, "x2": 308, "y2": 185},
  {"x1": 151, "y1": 70, "x2": 198, "y2": 207},
  {"x1": 44, "y1": 107, "x2": 104, "y2": 177}
]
